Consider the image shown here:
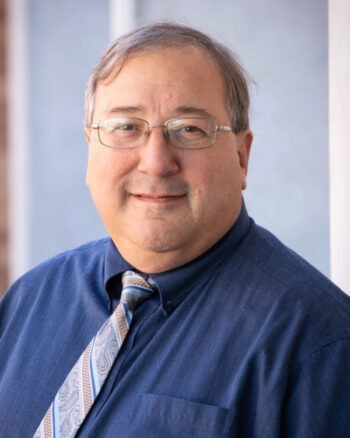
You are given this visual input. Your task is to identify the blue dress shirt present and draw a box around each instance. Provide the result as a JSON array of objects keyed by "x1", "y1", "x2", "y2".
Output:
[{"x1": 1, "y1": 203, "x2": 350, "y2": 437}]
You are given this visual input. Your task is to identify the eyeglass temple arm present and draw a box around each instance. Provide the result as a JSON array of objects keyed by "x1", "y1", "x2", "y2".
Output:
[{"x1": 217, "y1": 125, "x2": 233, "y2": 132}]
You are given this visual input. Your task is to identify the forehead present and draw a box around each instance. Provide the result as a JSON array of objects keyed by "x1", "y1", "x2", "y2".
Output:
[{"x1": 94, "y1": 47, "x2": 228, "y2": 120}]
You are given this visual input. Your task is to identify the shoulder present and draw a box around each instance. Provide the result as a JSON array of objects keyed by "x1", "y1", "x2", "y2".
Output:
[
  {"x1": 19, "y1": 238, "x2": 109, "y2": 281},
  {"x1": 238, "y1": 220, "x2": 348, "y2": 304},
  {"x1": 13, "y1": 238, "x2": 110, "y2": 288},
  {"x1": 223, "y1": 220, "x2": 350, "y2": 353},
  {"x1": 0, "y1": 238, "x2": 110, "y2": 328}
]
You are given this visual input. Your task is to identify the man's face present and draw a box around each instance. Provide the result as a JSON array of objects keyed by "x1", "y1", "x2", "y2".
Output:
[{"x1": 85, "y1": 47, "x2": 252, "y2": 272}]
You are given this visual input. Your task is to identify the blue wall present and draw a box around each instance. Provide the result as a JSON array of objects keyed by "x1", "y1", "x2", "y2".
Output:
[{"x1": 28, "y1": 0, "x2": 109, "y2": 266}]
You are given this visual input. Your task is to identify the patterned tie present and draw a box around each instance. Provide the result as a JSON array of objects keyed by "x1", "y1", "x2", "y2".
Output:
[{"x1": 34, "y1": 270, "x2": 155, "y2": 438}]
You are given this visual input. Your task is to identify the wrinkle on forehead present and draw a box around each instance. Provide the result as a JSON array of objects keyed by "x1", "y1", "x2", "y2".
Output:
[
  {"x1": 100, "y1": 46, "x2": 223, "y2": 90},
  {"x1": 94, "y1": 46, "x2": 229, "y2": 124}
]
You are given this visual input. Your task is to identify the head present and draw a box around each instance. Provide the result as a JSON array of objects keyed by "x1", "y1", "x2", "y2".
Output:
[
  {"x1": 85, "y1": 22, "x2": 253, "y2": 273},
  {"x1": 85, "y1": 22, "x2": 250, "y2": 133}
]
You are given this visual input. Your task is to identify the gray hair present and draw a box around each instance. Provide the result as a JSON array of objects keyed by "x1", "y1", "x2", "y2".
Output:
[{"x1": 84, "y1": 22, "x2": 250, "y2": 133}]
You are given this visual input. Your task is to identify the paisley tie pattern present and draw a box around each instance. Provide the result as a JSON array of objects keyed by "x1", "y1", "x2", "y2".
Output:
[{"x1": 34, "y1": 270, "x2": 155, "y2": 438}]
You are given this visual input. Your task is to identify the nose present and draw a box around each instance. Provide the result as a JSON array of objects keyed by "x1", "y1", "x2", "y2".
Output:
[{"x1": 137, "y1": 125, "x2": 180, "y2": 177}]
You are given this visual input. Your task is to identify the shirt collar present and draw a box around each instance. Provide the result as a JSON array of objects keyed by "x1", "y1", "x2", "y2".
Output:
[{"x1": 104, "y1": 198, "x2": 251, "y2": 314}]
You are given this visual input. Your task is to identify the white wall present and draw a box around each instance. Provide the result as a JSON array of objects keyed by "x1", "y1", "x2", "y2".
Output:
[{"x1": 329, "y1": 0, "x2": 350, "y2": 294}]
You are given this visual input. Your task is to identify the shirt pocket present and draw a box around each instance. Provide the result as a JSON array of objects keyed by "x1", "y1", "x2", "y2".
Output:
[{"x1": 128, "y1": 393, "x2": 230, "y2": 438}]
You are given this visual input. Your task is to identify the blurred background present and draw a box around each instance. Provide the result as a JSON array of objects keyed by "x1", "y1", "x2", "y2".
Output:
[{"x1": 1, "y1": 0, "x2": 347, "y2": 297}]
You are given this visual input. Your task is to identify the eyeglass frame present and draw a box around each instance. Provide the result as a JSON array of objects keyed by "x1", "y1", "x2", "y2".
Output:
[{"x1": 89, "y1": 116, "x2": 233, "y2": 150}]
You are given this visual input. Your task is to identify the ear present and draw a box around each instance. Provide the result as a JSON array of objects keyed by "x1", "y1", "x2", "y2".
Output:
[
  {"x1": 84, "y1": 127, "x2": 91, "y2": 144},
  {"x1": 237, "y1": 130, "x2": 253, "y2": 190},
  {"x1": 84, "y1": 128, "x2": 92, "y2": 187}
]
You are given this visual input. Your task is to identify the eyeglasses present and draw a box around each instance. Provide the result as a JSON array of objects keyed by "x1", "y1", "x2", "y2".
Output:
[{"x1": 90, "y1": 116, "x2": 233, "y2": 150}]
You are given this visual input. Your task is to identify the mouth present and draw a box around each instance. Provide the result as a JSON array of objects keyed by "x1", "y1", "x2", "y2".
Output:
[{"x1": 130, "y1": 193, "x2": 186, "y2": 203}]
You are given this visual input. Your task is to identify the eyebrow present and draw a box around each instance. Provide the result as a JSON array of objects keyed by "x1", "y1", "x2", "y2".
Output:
[
  {"x1": 104, "y1": 106, "x2": 145, "y2": 116},
  {"x1": 103, "y1": 105, "x2": 215, "y2": 119},
  {"x1": 174, "y1": 106, "x2": 214, "y2": 118}
]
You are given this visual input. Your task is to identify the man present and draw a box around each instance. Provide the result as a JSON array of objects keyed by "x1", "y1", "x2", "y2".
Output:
[{"x1": 0, "y1": 22, "x2": 349, "y2": 438}]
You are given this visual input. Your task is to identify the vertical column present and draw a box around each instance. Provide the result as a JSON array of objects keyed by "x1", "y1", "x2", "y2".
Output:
[
  {"x1": 7, "y1": 0, "x2": 30, "y2": 283},
  {"x1": 110, "y1": 0, "x2": 136, "y2": 40},
  {"x1": 329, "y1": 0, "x2": 350, "y2": 294},
  {"x1": 0, "y1": 0, "x2": 9, "y2": 296}
]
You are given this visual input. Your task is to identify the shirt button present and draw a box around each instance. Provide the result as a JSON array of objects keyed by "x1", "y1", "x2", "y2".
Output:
[{"x1": 163, "y1": 300, "x2": 174, "y2": 315}]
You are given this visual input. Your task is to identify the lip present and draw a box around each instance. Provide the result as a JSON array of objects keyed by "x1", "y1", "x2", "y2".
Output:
[{"x1": 130, "y1": 193, "x2": 186, "y2": 203}]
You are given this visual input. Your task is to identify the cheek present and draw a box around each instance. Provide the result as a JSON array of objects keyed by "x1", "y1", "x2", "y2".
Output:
[
  {"x1": 183, "y1": 159, "x2": 223, "y2": 216},
  {"x1": 190, "y1": 151, "x2": 238, "y2": 190},
  {"x1": 86, "y1": 147, "x2": 134, "y2": 192},
  {"x1": 189, "y1": 152, "x2": 241, "y2": 209}
]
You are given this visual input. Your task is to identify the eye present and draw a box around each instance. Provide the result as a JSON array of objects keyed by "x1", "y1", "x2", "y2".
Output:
[
  {"x1": 182, "y1": 125, "x2": 203, "y2": 133},
  {"x1": 176, "y1": 124, "x2": 208, "y2": 138},
  {"x1": 170, "y1": 123, "x2": 201, "y2": 134},
  {"x1": 167, "y1": 118, "x2": 211, "y2": 139},
  {"x1": 118, "y1": 123, "x2": 138, "y2": 131},
  {"x1": 105, "y1": 122, "x2": 137, "y2": 132},
  {"x1": 102, "y1": 119, "x2": 145, "y2": 134}
]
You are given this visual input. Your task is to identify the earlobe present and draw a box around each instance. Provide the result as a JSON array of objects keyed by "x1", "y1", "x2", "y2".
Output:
[
  {"x1": 84, "y1": 128, "x2": 92, "y2": 188},
  {"x1": 84, "y1": 127, "x2": 91, "y2": 144},
  {"x1": 237, "y1": 130, "x2": 253, "y2": 190},
  {"x1": 85, "y1": 159, "x2": 91, "y2": 187}
]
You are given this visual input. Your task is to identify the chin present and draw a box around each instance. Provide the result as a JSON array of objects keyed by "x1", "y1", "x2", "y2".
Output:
[
  {"x1": 138, "y1": 238, "x2": 182, "y2": 254},
  {"x1": 132, "y1": 228, "x2": 189, "y2": 254}
]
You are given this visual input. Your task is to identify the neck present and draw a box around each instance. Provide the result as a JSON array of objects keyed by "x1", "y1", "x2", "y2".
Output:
[{"x1": 113, "y1": 219, "x2": 240, "y2": 274}]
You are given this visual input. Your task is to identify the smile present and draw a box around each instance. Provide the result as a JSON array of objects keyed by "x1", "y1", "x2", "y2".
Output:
[{"x1": 131, "y1": 193, "x2": 186, "y2": 203}]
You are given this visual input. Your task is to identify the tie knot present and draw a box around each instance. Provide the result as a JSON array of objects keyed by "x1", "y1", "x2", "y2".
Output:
[{"x1": 120, "y1": 270, "x2": 155, "y2": 311}]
